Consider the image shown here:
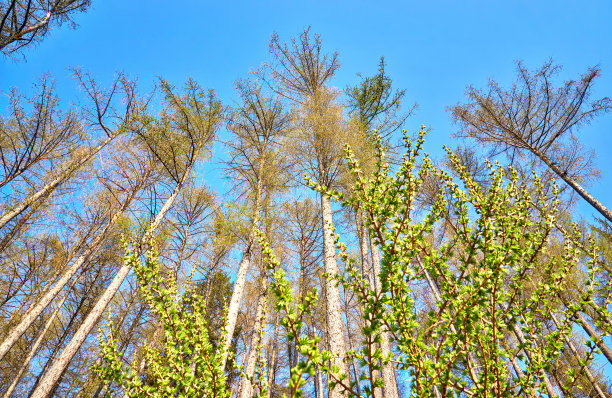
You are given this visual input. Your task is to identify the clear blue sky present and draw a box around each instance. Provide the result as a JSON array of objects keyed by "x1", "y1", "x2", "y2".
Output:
[{"x1": 1, "y1": 0, "x2": 611, "y2": 219}]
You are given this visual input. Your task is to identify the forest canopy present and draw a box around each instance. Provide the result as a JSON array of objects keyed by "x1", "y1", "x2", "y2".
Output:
[{"x1": 0, "y1": 3, "x2": 611, "y2": 397}]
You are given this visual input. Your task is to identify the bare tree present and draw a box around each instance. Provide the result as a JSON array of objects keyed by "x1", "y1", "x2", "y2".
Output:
[
  {"x1": 449, "y1": 60, "x2": 612, "y2": 222},
  {"x1": 0, "y1": 0, "x2": 90, "y2": 55},
  {"x1": 29, "y1": 79, "x2": 223, "y2": 398},
  {"x1": 220, "y1": 80, "x2": 290, "y2": 369}
]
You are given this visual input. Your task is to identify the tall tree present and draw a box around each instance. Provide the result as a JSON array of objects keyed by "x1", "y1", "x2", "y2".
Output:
[
  {"x1": 220, "y1": 80, "x2": 290, "y2": 369},
  {"x1": 29, "y1": 78, "x2": 223, "y2": 398},
  {"x1": 261, "y1": 29, "x2": 352, "y2": 395},
  {"x1": 449, "y1": 60, "x2": 612, "y2": 222}
]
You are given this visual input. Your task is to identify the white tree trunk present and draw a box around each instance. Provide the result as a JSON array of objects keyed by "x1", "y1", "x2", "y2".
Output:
[
  {"x1": 0, "y1": 199, "x2": 132, "y2": 362},
  {"x1": 238, "y1": 284, "x2": 267, "y2": 398},
  {"x1": 220, "y1": 244, "x2": 252, "y2": 372},
  {"x1": 320, "y1": 193, "x2": 349, "y2": 397},
  {"x1": 220, "y1": 176, "x2": 264, "y2": 370},
  {"x1": 29, "y1": 170, "x2": 189, "y2": 398},
  {"x1": 2, "y1": 278, "x2": 75, "y2": 398},
  {"x1": 370, "y1": 240, "x2": 399, "y2": 398}
]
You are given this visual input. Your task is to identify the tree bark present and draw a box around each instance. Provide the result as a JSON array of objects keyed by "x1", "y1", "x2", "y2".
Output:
[
  {"x1": 320, "y1": 193, "x2": 349, "y2": 397},
  {"x1": 370, "y1": 240, "x2": 399, "y2": 398}
]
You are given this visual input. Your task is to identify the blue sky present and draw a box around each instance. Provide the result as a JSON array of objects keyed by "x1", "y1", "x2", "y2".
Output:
[{"x1": 1, "y1": 0, "x2": 611, "y2": 219}]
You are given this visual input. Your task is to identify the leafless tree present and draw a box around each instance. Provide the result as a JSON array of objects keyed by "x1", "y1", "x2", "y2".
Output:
[
  {"x1": 0, "y1": 0, "x2": 90, "y2": 56},
  {"x1": 449, "y1": 60, "x2": 612, "y2": 222}
]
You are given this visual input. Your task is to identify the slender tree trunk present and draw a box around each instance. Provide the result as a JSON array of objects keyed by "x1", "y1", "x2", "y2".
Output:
[
  {"x1": 0, "y1": 191, "x2": 136, "y2": 362},
  {"x1": 265, "y1": 312, "x2": 279, "y2": 398},
  {"x1": 574, "y1": 311, "x2": 612, "y2": 365},
  {"x1": 0, "y1": 134, "x2": 117, "y2": 231},
  {"x1": 29, "y1": 169, "x2": 190, "y2": 398},
  {"x1": 512, "y1": 323, "x2": 558, "y2": 397},
  {"x1": 533, "y1": 148, "x2": 612, "y2": 223},
  {"x1": 238, "y1": 281, "x2": 267, "y2": 398},
  {"x1": 320, "y1": 193, "x2": 349, "y2": 397},
  {"x1": 550, "y1": 312, "x2": 607, "y2": 398},
  {"x1": 2, "y1": 276, "x2": 76, "y2": 398},
  {"x1": 220, "y1": 177, "x2": 264, "y2": 370},
  {"x1": 0, "y1": 188, "x2": 50, "y2": 254},
  {"x1": 28, "y1": 269, "x2": 101, "y2": 397},
  {"x1": 315, "y1": 364, "x2": 324, "y2": 398},
  {"x1": 370, "y1": 240, "x2": 399, "y2": 398}
]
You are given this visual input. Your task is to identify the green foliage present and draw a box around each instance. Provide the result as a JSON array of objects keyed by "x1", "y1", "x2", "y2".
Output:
[
  {"x1": 94, "y1": 241, "x2": 229, "y2": 397},
  {"x1": 271, "y1": 128, "x2": 608, "y2": 397},
  {"x1": 96, "y1": 129, "x2": 611, "y2": 398}
]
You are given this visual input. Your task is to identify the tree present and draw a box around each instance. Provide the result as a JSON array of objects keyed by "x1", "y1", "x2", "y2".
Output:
[
  {"x1": 261, "y1": 29, "x2": 352, "y2": 395},
  {"x1": 219, "y1": 79, "x2": 290, "y2": 370},
  {"x1": 449, "y1": 60, "x2": 612, "y2": 222},
  {"x1": 262, "y1": 129, "x2": 612, "y2": 397},
  {"x1": 28, "y1": 78, "x2": 223, "y2": 398},
  {"x1": 345, "y1": 57, "x2": 413, "y2": 140},
  {"x1": 0, "y1": 0, "x2": 90, "y2": 56},
  {"x1": 344, "y1": 57, "x2": 415, "y2": 398}
]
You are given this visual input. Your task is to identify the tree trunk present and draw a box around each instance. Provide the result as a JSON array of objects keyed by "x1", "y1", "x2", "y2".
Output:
[
  {"x1": 29, "y1": 169, "x2": 190, "y2": 398},
  {"x1": 238, "y1": 282, "x2": 267, "y2": 398},
  {"x1": 575, "y1": 311, "x2": 612, "y2": 365},
  {"x1": 0, "y1": 192, "x2": 136, "y2": 362},
  {"x1": 0, "y1": 134, "x2": 117, "y2": 231},
  {"x1": 370, "y1": 240, "x2": 399, "y2": 398},
  {"x1": 320, "y1": 193, "x2": 349, "y2": 397},
  {"x1": 220, "y1": 175, "x2": 264, "y2": 370},
  {"x1": 512, "y1": 323, "x2": 558, "y2": 397},
  {"x1": 219, "y1": 244, "x2": 253, "y2": 371},
  {"x1": 265, "y1": 312, "x2": 279, "y2": 398},
  {"x1": 533, "y1": 148, "x2": 612, "y2": 223},
  {"x1": 2, "y1": 276, "x2": 76, "y2": 398},
  {"x1": 315, "y1": 364, "x2": 324, "y2": 398},
  {"x1": 550, "y1": 312, "x2": 607, "y2": 398}
]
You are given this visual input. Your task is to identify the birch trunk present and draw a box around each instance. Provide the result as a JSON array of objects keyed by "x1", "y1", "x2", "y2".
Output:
[
  {"x1": 0, "y1": 134, "x2": 117, "y2": 231},
  {"x1": 29, "y1": 169, "x2": 190, "y2": 398},
  {"x1": 320, "y1": 193, "x2": 349, "y2": 397}
]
